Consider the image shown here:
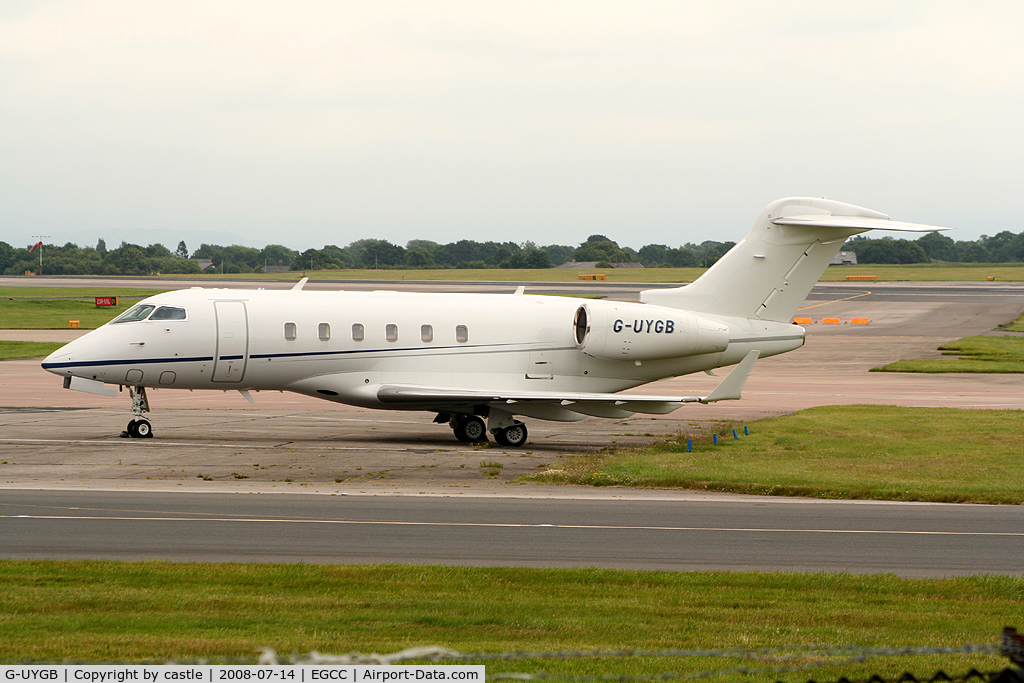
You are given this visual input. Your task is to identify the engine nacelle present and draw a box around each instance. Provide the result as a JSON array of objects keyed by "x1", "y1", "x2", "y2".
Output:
[{"x1": 573, "y1": 301, "x2": 729, "y2": 361}]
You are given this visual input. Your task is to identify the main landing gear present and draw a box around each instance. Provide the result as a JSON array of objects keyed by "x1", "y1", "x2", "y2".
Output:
[
  {"x1": 120, "y1": 385, "x2": 153, "y2": 439},
  {"x1": 443, "y1": 413, "x2": 530, "y2": 447},
  {"x1": 451, "y1": 415, "x2": 488, "y2": 443},
  {"x1": 493, "y1": 421, "x2": 528, "y2": 447}
]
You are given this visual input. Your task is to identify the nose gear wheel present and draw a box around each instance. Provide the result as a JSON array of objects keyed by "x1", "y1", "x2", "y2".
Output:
[
  {"x1": 120, "y1": 385, "x2": 154, "y2": 438},
  {"x1": 124, "y1": 418, "x2": 153, "y2": 439}
]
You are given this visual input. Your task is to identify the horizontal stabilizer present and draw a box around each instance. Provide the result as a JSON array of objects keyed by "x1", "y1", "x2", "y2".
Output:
[{"x1": 772, "y1": 215, "x2": 949, "y2": 232}]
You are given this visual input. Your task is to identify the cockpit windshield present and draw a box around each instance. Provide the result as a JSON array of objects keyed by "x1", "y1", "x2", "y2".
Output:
[
  {"x1": 109, "y1": 304, "x2": 187, "y2": 323},
  {"x1": 150, "y1": 306, "x2": 187, "y2": 320},
  {"x1": 110, "y1": 304, "x2": 155, "y2": 323}
]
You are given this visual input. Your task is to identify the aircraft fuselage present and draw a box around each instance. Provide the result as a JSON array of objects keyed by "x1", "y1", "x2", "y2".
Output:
[{"x1": 42, "y1": 287, "x2": 802, "y2": 410}]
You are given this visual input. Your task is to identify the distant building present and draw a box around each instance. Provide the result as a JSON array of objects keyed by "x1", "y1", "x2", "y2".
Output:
[
  {"x1": 830, "y1": 250, "x2": 857, "y2": 266},
  {"x1": 192, "y1": 258, "x2": 215, "y2": 271},
  {"x1": 555, "y1": 261, "x2": 645, "y2": 269}
]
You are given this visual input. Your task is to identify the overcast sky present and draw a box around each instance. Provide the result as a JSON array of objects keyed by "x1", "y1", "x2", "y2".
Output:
[{"x1": 1, "y1": 1, "x2": 1022, "y2": 252}]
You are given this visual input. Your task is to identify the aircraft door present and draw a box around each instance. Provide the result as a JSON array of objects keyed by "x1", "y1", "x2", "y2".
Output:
[{"x1": 213, "y1": 301, "x2": 248, "y2": 383}]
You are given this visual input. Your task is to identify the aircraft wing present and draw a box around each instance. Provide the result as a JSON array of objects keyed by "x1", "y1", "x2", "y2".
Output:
[{"x1": 377, "y1": 350, "x2": 759, "y2": 417}]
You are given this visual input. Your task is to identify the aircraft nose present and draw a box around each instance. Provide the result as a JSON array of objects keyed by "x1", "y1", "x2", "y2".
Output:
[{"x1": 41, "y1": 345, "x2": 73, "y2": 375}]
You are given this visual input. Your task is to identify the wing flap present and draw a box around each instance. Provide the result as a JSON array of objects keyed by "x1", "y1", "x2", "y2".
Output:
[{"x1": 376, "y1": 350, "x2": 759, "y2": 417}]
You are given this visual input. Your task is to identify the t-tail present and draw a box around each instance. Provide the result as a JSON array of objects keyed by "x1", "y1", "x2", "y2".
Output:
[{"x1": 641, "y1": 197, "x2": 947, "y2": 323}]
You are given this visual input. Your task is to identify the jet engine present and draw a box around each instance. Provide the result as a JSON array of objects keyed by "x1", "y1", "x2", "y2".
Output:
[{"x1": 573, "y1": 301, "x2": 729, "y2": 361}]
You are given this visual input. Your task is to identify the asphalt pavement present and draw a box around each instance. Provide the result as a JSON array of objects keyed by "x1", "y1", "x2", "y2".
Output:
[{"x1": 2, "y1": 489, "x2": 1021, "y2": 576}]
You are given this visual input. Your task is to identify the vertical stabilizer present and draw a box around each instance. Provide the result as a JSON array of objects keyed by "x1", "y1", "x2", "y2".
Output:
[{"x1": 640, "y1": 197, "x2": 945, "y2": 322}]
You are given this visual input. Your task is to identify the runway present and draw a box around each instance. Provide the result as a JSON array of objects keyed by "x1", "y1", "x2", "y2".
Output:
[
  {"x1": 1, "y1": 278, "x2": 1022, "y2": 575},
  {"x1": 2, "y1": 489, "x2": 1021, "y2": 576}
]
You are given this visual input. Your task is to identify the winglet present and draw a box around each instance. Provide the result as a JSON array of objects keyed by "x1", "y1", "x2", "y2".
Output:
[
  {"x1": 700, "y1": 350, "x2": 759, "y2": 403},
  {"x1": 291, "y1": 277, "x2": 308, "y2": 291}
]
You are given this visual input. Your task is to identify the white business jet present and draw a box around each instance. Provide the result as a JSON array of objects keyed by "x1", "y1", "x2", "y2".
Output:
[{"x1": 42, "y1": 197, "x2": 945, "y2": 446}]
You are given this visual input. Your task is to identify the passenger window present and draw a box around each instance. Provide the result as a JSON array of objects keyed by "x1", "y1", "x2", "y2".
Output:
[
  {"x1": 150, "y1": 306, "x2": 187, "y2": 321},
  {"x1": 284, "y1": 322, "x2": 296, "y2": 340},
  {"x1": 421, "y1": 324, "x2": 433, "y2": 342},
  {"x1": 110, "y1": 304, "x2": 155, "y2": 323},
  {"x1": 456, "y1": 325, "x2": 468, "y2": 343},
  {"x1": 386, "y1": 324, "x2": 398, "y2": 342},
  {"x1": 318, "y1": 323, "x2": 330, "y2": 341},
  {"x1": 352, "y1": 323, "x2": 364, "y2": 341}
]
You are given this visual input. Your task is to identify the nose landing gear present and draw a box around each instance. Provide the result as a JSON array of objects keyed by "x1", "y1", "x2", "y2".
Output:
[{"x1": 120, "y1": 385, "x2": 154, "y2": 439}]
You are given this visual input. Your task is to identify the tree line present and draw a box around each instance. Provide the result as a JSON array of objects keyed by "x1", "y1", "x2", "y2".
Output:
[
  {"x1": 0, "y1": 235, "x2": 736, "y2": 276},
  {"x1": 1, "y1": 227, "x2": 1022, "y2": 276},
  {"x1": 846, "y1": 231, "x2": 1024, "y2": 264}
]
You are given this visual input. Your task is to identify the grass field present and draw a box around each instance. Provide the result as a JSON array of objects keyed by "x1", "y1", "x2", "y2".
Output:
[
  {"x1": 0, "y1": 560, "x2": 1018, "y2": 677},
  {"x1": 529, "y1": 405, "x2": 1024, "y2": 504},
  {"x1": 0, "y1": 341, "x2": 63, "y2": 360},
  {"x1": 874, "y1": 313, "x2": 1024, "y2": 373},
  {"x1": 168, "y1": 262, "x2": 1024, "y2": 283},
  {"x1": 874, "y1": 336, "x2": 1024, "y2": 373},
  {"x1": 201, "y1": 262, "x2": 1024, "y2": 282},
  {"x1": 0, "y1": 288, "x2": 159, "y2": 329},
  {"x1": 0, "y1": 286, "x2": 164, "y2": 298}
]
